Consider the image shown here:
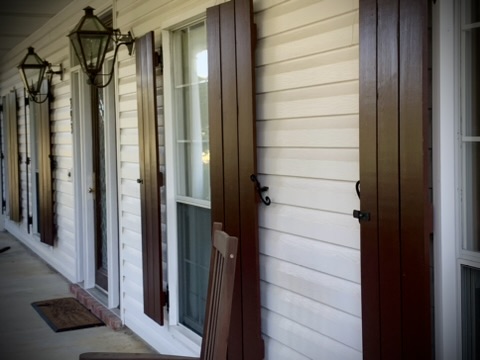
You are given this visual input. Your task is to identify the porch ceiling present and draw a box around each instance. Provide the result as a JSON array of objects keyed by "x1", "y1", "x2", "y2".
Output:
[{"x1": 0, "y1": 0, "x2": 74, "y2": 60}]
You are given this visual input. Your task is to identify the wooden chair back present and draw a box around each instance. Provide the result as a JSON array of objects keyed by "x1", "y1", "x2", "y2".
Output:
[
  {"x1": 79, "y1": 222, "x2": 238, "y2": 360},
  {"x1": 200, "y1": 222, "x2": 238, "y2": 360}
]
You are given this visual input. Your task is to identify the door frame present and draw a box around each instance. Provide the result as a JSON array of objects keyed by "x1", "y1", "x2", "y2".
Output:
[{"x1": 72, "y1": 59, "x2": 120, "y2": 309}]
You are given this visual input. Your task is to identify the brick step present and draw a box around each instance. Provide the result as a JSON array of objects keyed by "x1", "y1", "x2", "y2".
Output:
[{"x1": 69, "y1": 284, "x2": 123, "y2": 331}]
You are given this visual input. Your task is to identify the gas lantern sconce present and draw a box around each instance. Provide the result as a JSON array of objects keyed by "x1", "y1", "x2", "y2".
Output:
[
  {"x1": 68, "y1": 6, "x2": 134, "y2": 88},
  {"x1": 18, "y1": 47, "x2": 63, "y2": 103}
]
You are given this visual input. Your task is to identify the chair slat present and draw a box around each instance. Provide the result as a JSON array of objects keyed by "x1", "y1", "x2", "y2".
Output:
[{"x1": 80, "y1": 222, "x2": 238, "y2": 360}]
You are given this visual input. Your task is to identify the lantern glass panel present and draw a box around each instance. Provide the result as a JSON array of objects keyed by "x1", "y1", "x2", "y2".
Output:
[
  {"x1": 18, "y1": 49, "x2": 47, "y2": 95},
  {"x1": 68, "y1": 8, "x2": 112, "y2": 77},
  {"x1": 73, "y1": 34, "x2": 110, "y2": 74}
]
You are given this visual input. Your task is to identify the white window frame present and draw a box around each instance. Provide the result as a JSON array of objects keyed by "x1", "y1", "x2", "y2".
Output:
[
  {"x1": 163, "y1": 13, "x2": 209, "y2": 351},
  {"x1": 434, "y1": 0, "x2": 480, "y2": 358},
  {"x1": 459, "y1": 1, "x2": 480, "y2": 263}
]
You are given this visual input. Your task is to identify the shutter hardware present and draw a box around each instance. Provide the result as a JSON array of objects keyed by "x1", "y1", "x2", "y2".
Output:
[
  {"x1": 352, "y1": 181, "x2": 371, "y2": 222},
  {"x1": 163, "y1": 285, "x2": 169, "y2": 311},
  {"x1": 250, "y1": 174, "x2": 271, "y2": 206}
]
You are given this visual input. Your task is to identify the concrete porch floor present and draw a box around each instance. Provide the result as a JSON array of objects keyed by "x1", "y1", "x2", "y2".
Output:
[{"x1": 0, "y1": 231, "x2": 155, "y2": 360}]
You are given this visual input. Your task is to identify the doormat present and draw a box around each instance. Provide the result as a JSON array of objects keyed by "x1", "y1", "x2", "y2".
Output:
[{"x1": 32, "y1": 297, "x2": 104, "y2": 332}]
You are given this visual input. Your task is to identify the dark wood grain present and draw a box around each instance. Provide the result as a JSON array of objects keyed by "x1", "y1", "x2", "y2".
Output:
[
  {"x1": 207, "y1": 1, "x2": 263, "y2": 358},
  {"x1": 399, "y1": 0, "x2": 432, "y2": 357},
  {"x1": 377, "y1": 1, "x2": 402, "y2": 358},
  {"x1": 80, "y1": 225, "x2": 239, "y2": 360},
  {"x1": 36, "y1": 97, "x2": 55, "y2": 245},
  {"x1": 359, "y1": 0, "x2": 381, "y2": 357},
  {"x1": 5, "y1": 92, "x2": 21, "y2": 223},
  {"x1": 360, "y1": 0, "x2": 432, "y2": 358},
  {"x1": 136, "y1": 31, "x2": 164, "y2": 325},
  {"x1": 234, "y1": 0, "x2": 264, "y2": 358}
]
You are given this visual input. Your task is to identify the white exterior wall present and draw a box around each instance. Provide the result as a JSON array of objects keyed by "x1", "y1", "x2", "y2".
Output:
[
  {"x1": 0, "y1": 0, "x2": 114, "y2": 283},
  {"x1": 254, "y1": 0, "x2": 361, "y2": 359},
  {"x1": 0, "y1": 0, "x2": 362, "y2": 359}
]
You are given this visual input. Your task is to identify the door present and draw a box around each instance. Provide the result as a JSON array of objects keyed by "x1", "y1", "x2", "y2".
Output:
[
  {"x1": 89, "y1": 56, "x2": 119, "y2": 296},
  {"x1": 359, "y1": 0, "x2": 432, "y2": 358},
  {"x1": 91, "y1": 75, "x2": 111, "y2": 291},
  {"x1": 72, "y1": 57, "x2": 120, "y2": 307}
]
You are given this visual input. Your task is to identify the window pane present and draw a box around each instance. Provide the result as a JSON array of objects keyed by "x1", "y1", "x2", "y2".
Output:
[
  {"x1": 464, "y1": 28, "x2": 480, "y2": 136},
  {"x1": 175, "y1": 82, "x2": 210, "y2": 200},
  {"x1": 178, "y1": 203, "x2": 211, "y2": 335},
  {"x1": 464, "y1": 0, "x2": 480, "y2": 25},
  {"x1": 462, "y1": 265, "x2": 480, "y2": 359},
  {"x1": 173, "y1": 20, "x2": 210, "y2": 201},
  {"x1": 173, "y1": 20, "x2": 211, "y2": 336},
  {"x1": 464, "y1": 142, "x2": 480, "y2": 251}
]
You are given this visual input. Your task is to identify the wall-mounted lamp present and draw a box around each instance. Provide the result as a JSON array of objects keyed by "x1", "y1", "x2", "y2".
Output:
[
  {"x1": 18, "y1": 47, "x2": 63, "y2": 104},
  {"x1": 68, "y1": 6, "x2": 134, "y2": 88}
]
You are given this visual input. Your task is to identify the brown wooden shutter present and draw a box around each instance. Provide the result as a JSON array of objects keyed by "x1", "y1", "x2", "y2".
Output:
[
  {"x1": 136, "y1": 31, "x2": 165, "y2": 325},
  {"x1": 4, "y1": 91, "x2": 21, "y2": 222},
  {"x1": 359, "y1": 0, "x2": 432, "y2": 358},
  {"x1": 207, "y1": 1, "x2": 264, "y2": 359},
  {"x1": 34, "y1": 98, "x2": 55, "y2": 245}
]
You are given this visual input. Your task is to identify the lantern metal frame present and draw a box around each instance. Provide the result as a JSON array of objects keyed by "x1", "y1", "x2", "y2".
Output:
[
  {"x1": 18, "y1": 47, "x2": 63, "y2": 104},
  {"x1": 68, "y1": 6, "x2": 134, "y2": 88}
]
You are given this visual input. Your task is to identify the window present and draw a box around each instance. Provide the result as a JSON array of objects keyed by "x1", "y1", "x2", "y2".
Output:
[
  {"x1": 462, "y1": 0, "x2": 480, "y2": 252},
  {"x1": 164, "y1": 4, "x2": 262, "y2": 355},
  {"x1": 169, "y1": 19, "x2": 211, "y2": 335},
  {"x1": 460, "y1": 1, "x2": 480, "y2": 358},
  {"x1": 461, "y1": 265, "x2": 480, "y2": 359}
]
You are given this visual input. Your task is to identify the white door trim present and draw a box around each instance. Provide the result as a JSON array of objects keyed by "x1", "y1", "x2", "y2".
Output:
[
  {"x1": 432, "y1": 0, "x2": 460, "y2": 358},
  {"x1": 72, "y1": 62, "x2": 120, "y2": 309}
]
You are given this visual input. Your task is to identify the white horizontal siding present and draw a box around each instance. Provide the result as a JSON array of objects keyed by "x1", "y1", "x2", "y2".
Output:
[
  {"x1": 256, "y1": 0, "x2": 358, "y2": 39},
  {"x1": 257, "y1": 81, "x2": 358, "y2": 120},
  {"x1": 255, "y1": 0, "x2": 361, "y2": 358},
  {"x1": 260, "y1": 228, "x2": 360, "y2": 284},
  {"x1": 259, "y1": 176, "x2": 358, "y2": 214},
  {"x1": 257, "y1": 48, "x2": 359, "y2": 94},
  {"x1": 261, "y1": 282, "x2": 362, "y2": 350},
  {"x1": 264, "y1": 336, "x2": 311, "y2": 360},
  {"x1": 261, "y1": 254, "x2": 361, "y2": 318},
  {"x1": 0, "y1": 1, "x2": 80, "y2": 282},
  {"x1": 257, "y1": 11, "x2": 358, "y2": 66},
  {"x1": 262, "y1": 310, "x2": 361, "y2": 360},
  {"x1": 259, "y1": 148, "x2": 358, "y2": 181}
]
